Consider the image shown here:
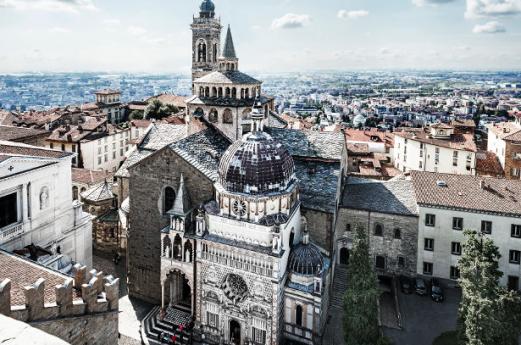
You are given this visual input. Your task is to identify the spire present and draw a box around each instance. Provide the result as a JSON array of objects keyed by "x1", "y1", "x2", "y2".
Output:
[
  {"x1": 169, "y1": 174, "x2": 193, "y2": 216},
  {"x1": 222, "y1": 25, "x2": 237, "y2": 59}
]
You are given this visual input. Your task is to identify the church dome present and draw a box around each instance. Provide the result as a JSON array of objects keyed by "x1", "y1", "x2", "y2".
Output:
[
  {"x1": 289, "y1": 240, "x2": 324, "y2": 276},
  {"x1": 200, "y1": 0, "x2": 215, "y2": 13},
  {"x1": 218, "y1": 131, "x2": 295, "y2": 195}
]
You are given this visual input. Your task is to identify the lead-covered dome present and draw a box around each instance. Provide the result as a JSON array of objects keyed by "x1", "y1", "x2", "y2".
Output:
[
  {"x1": 200, "y1": 0, "x2": 215, "y2": 13},
  {"x1": 218, "y1": 131, "x2": 295, "y2": 195},
  {"x1": 289, "y1": 240, "x2": 324, "y2": 276}
]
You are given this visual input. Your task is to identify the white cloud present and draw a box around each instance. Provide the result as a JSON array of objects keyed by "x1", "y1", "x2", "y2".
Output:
[
  {"x1": 337, "y1": 10, "x2": 369, "y2": 19},
  {"x1": 103, "y1": 18, "x2": 121, "y2": 26},
  {"x1": 465, "y1": 0, "x2": 521, "y2": 18},
  {"x1": 49, "y1": 26, "x2": 70, "y2": 33},
  {"x1": 127, "y1": 26, "x2": 147, "y2": 36},
  {"x1": 0, "y1": 0, "x2": 97, "y2": 12},
  {"x1": 413, "y1": 0, "x2": 456, "y2": 6},
  {"x1": 271, "y1": 13, "x2": 311, "y2": 30},
  {"x1": 472, "y1": 20, "x2": 506, "y2": 33}
]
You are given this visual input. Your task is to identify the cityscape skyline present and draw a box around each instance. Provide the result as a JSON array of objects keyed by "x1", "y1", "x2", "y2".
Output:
[{"x1": 1, "y1": 0, "x2": 521, "y2": 73}]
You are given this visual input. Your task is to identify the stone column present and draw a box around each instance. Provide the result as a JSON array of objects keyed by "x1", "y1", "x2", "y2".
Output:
[{"x1": 161, "y1": 280, "x2": 165, "y2": 309}]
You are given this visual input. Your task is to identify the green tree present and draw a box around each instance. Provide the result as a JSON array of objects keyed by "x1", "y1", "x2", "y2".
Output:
[
  {"x1": 129, "y1": 110, "x2": 144, "y2": 120},
  {"x1": 457, "y1": 230, "x2": 521, "y2": 345},
  {"x1": 343, "y1": 226, "x2": 381, "y2": 345},
  {"x1": 144, "y1": 100, "x2": 179, "y2": 120}
]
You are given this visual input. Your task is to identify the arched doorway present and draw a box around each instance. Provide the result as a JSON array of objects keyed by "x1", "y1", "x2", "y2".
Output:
[
  {"x1": 230, "y1": 319, "x2": 241, "y2": 345},
  {"x1": 166, "y1": 271, "x2": 192, "y2": 312},
  {"x1": 340, "y1": 247, "x2": 349, "y2": 265}
]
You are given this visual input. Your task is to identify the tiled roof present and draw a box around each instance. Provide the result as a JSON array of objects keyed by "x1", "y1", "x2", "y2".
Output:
[
  {"x1": 341, "y1": 176, "x2": 418, "y2": 216},
  {"x1": 170, "y1": 127, "x2": 230, "y2": 181},
  {"x1": 487, "y1": 122, "x2": 521, "y2": 141},
  {"x1": 294, "y1": 160, "x2": 340, "y2": 213},
  {"x1": 476, "y1": 151, "x2": 504, "y2": 177},
  {"x1": 187, "y1": 95, "x2": 272, "y2": 108},
  {"x1": 80, "y1": 180, "x2": 114, "y2": 202},
  {"x1": 139, "y1": 123, "x2": 188, "y2": 151},
  {"x1": 267, "y1": 112, "x2": 288, "y2": 129},
  {"x1": 130, "y1": 119, "x2": 152, "y2": 128},
  {"x1": 0, "y1": 126, "x2": 48, "y2": 141},
  {"x1": 194, "y1": 71, "x2": 260, "y2": 85},
  {"x1": 267, "y1": 128, "x2": 344, "y2": 161},
  {"x1": 147, "y1": 94, "x2": 188, "y2": 108},
  {"x1": 346, "y1": 143, "x2": 370, "y2": 155},
  {"x1": 47, "y1": 117, "x2": 106, "y2": 143},
  {"x1": 0, "y1": 250, "x2": 76, "y2": 305},
  {"x1": 411, "y1": 171, "x2": 521, "y2": 217},
  {"x1": 344, "y1": 128, "x2": 388, "y2": 143},
  {"x1": 452, "y1": 118, "x2": 476, "y2": 128},
  {"x1": 0, "y1": 141, "x2": 72, "y2": 159},
  {"x1": 394, "y1": 130, "x2": 476, "y2": 152},
  {"x1": 72, "y1": 168, "x2": 112, "y2": 185},
  {"x1": 115, "y1": 148, "x2": 154, "y2": 178}
]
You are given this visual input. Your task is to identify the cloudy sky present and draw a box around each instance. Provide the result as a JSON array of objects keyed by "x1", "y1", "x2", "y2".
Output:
[{"x1": 0, "y1": 0, "x2": 521, "y2": 73}]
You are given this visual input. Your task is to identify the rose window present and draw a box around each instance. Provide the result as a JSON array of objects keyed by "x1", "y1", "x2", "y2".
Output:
[{"x1": 232, "y1": 200, "x2": 247, "y2": 217}]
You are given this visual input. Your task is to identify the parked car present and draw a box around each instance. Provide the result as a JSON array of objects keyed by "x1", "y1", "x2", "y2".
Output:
[
  {"x1": 431, "y1": 278, "x2": 444, "y2": 302},
  {"x1": 399, "y1": 275, "x2": 414, "y2": 294},
  {"x1": 415, "y1": 277, "x2": 427, "y2": 296}
]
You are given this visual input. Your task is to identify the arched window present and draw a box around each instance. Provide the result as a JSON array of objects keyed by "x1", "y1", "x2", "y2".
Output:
[
  {"x1": 199, "y1": 87, "x2": 204, "y2": 97},
  {"x1": 225, "y1": 87, "x2": 231, "y2": 98},
  {"x1": 198, "y1": 41, "x2": 207, "y2": 62},
  {"x1": 209, "y1": 109, "x2": 218, "y2": 123},
  {"x1": 184, "y1": 240, "x2": 193, "y2": 263},
  {"x1": 163, "y1": 236, "x2": 172, "y2": 257},
  {"x1": 245, "y1": 88, "x2": 250, "y2": 99},
  {"x1": 394, "y1": 228, "x2": 401, "y2": 239},
  {"x1": 241, "y1": 108, "x2": 251, "y2": 120},
  {"x1": 218, "y1": 87, "x2": 223, "y2": 98},
  {"x1": 374, "y1": 223, "x2": 383, "y2": 237},
  {"x1": 173, "y1": 234, "x2": 182, "y2": 260},
  {"x1": 72, "y1": 186, "x2": 78, "y2": 200},
  {"x1": 213, "y1": 43, "x2": 218, "y2": 62},
  {"x1": 295, "y1": 305, "x2": 303, "y2": 326},
  {"x1": 205, "y1": 87, "x2": 210, "y2": 98},
  {"x1": 211, "y1": 87, "x2": 217, "y2": 97},
  {"x1": 231, "y1": 88, "x2": 237, "y2": 99},
  {"x1": 164, "y1": 187, "x2": 175, "y2": 213},
  {"x1": 223, "y1": 109, "x2": 233, "y2": 124}
]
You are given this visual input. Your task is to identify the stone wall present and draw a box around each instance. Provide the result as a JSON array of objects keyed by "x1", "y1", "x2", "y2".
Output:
[
  {"x1": 301, "y1": 208, "x2": 334, "y2": 254},
  {"x1": 128, "y1": 147, "x2": 215, "y2": 303},
  {"x1": 335, "y1": 208, "x2": 418, "y2": 277},
  {"x1": 32, "y1": 312, "x2": 118, "y2": 345}
]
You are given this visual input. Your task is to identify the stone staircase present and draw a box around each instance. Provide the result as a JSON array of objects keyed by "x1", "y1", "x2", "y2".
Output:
[
  {"x1": 141, "y1": 306, "x2": 193, "y2": 345},
  {"x1": 330, "y1": 265, "x2": 348, "y2": 309}
]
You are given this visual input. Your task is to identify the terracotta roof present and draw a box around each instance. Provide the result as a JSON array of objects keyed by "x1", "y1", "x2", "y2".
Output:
[
  {"x1": 147, "y1": 94, "x2": 188, "y2": 108},
  {"x1": 0, "y1": 126, "x2": 48, "y2": 141},
  {"x1": 0, "y1": 141, "x2": 72, "y2": 159},
  {"x1": 162, "y1": 116, "x2": 186, "y2": 125},
  {"x1": 411, "y1": 171, "x2": 521, "y2": 217},
  {"x1": 0, "y1": 250, "x2": 77, "y2": 305},
  {"x1": 394, "y1": 129, "x2": 476, "y2": 152},
  {"x1": 72, "y1": 168, "x2": 112, "y2": 185},
  {"x1": 476, "y1": 151, "x2": 504, "y2": 177},
  {"x1": 130, "y1": 119, "x2": 152, "y2": 128},
  {"x1": 431, "y1": 123, "x2": 454, "y2": 130},
  {"x1": 344, "y1": 128, "x2": 388, "y2": 143},
  {"x1": 487, "y1": 122, "x2": 521, "y2": 141},
  {"x1": 452, "y1": 119, "x2": 476, "y2": 128},
  {"x1": 346, "y1": 143, "x2": 370, "y2": 155},
  {"x1": 47, "y1": 117, "x2": 106, "y2": 143}
]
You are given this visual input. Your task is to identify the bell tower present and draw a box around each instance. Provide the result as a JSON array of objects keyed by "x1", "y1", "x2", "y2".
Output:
[{"x1": 191, "y1": 0, "x2": 221, "y2": 84}]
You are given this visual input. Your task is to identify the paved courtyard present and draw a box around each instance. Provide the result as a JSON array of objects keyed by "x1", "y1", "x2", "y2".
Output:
[
  {"x1": 92, "y1": 249, "x2": 153, "y2": 345},
  {"x1": 384, "y1": 286, "x2": 461, "y2": 345}
]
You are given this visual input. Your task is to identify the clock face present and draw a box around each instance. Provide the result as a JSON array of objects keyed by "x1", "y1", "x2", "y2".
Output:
[{"x1": 232, "y1": 200, "x2": 247, "y2": 217}]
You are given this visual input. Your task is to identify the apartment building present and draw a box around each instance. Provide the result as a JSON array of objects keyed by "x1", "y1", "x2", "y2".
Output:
[
  {"x1": 412, "y1": 171, "x2": 521, "y2": 291},
  {"x1": 487, "y1": 116, "x2": 521, "y2": 180},
  {"x1": 394, "y1": 123, "x2": 476, "y2": 175}
]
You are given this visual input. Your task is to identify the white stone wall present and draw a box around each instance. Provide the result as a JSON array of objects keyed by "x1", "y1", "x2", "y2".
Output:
[
  {"x1": 394, "y1": 135, "x2": 476, "y2": 175},
  {"x1": 486, "y1": 127, "x2": 507, "y2": 168},
  {"x1": 81, "y1": 129, "x2": 131, "y2": 172},
  {"x1": 416, "y1": 206, "x2": 521, "y2": 287},
  {"x1": 0, "y1": 156, "x2": 92, "y2": 267}
]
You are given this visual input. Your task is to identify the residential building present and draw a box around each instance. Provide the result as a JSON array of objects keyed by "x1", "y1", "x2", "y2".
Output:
[
  {"x1": 412, "y1": 171, "x2": 521, "y2": 291},
  {"x1": 393, "y1": 123, "x2": 477, "y2": 175},
  {"x1": 0, "y1": 141, "x2": 92, "y2": 267},
  {"x1": 486, "y1": 118, "x2": 521, "y2": 180},
  {"x1": 0, "y1": 126, "x2": 49, "y2": 146}
]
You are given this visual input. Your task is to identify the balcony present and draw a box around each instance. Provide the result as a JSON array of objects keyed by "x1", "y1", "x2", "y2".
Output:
[{"x1": 0, "y1": 222, "x2": 24, "y2": 244}]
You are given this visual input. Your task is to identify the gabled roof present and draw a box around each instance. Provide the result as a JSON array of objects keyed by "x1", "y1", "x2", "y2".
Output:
[
  {"x1": 72, "y1": 168, "x2": 112, "y2": 186},
  {"x1": 411, "y1": 171, "x2": 521, "y2": 217},
  {"x1": 0, "y1": 141, "x2": 73, "y2": 159},
  {"x1": 0, "y1": 126, "x2": 48, "y2": 141},
  {"x1": 139, "y1": 123, "x2": 187, "y2": 151}
]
